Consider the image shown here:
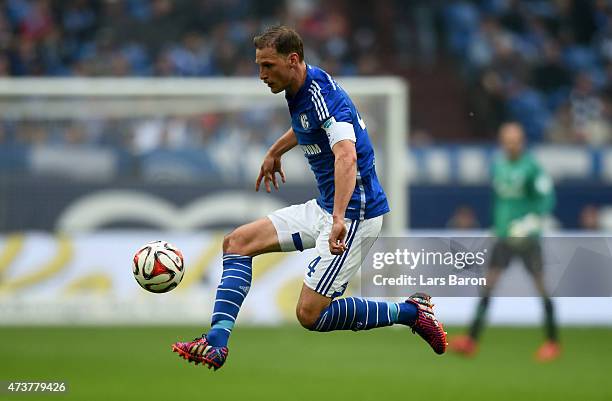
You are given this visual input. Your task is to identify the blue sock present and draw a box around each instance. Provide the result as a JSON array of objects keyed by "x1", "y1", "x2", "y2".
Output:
[
  {"x1": 397, "y1": 301, "x2": 418, "y2": 326},
  {"x1": 206, "y1": 254, "x2": 252, "y2": 347},
  {"x1": 311, "y1": 298, "x2": 417, "y2": 332}
]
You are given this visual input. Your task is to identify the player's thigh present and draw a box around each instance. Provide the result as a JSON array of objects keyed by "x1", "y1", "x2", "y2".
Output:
[
  {"x1": 484, "y1": 240, "x2": 514, "y2": 291},
  {"x1": 518, "y1": 239, "x2": 548, "y2": 295},
  {"x1": 305, "y1": 214, "x2": 383, "y2": 298},
  {"x1": 224, "y1": 217, "x2": 282, "y2": 256},
  {"x1": 267, "y1": 199, "x2": 320, "y2": 252},
  {"x1": 518, "y1": 238, "x2": 544, "y2": 274},
  {"x1": 489, "y1": 239, "x2": 514, "y2": 271},
  {"x1": 227, "y1": 200, "x2": 321, "y2": 257}
]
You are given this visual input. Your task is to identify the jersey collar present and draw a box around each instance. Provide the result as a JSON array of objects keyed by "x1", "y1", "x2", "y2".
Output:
[{"x1": 285, "y1": 64, "x2": 313, "y2": 108}]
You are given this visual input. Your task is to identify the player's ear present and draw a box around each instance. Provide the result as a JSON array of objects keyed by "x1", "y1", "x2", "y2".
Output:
[{"x1": 288, "y1": 52, "x2": 299, "y2": 67}]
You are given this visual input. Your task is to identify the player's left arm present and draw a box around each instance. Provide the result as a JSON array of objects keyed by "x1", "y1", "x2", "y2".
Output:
[
  {"x1": 329, "y1": 139, "x2": 357, "y2": 254},
  {"x1": 256, "y1": 127, "x2": 297, "y2": 192},
  {"x1": 326, "y1": 116, "x2": 358, "y2": 255}
]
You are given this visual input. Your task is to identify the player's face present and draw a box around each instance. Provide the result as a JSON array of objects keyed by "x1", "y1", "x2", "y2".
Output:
[
  {"x1": 499, "y1": 124, "x2": 524, "y2": 160},
  {"x1": 255, "y1": 47, "x2": 294, "y2": 94}
]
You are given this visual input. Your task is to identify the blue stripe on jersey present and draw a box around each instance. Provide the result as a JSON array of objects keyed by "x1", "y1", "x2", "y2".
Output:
[
  {"x1": 308, "y1": 83, "x2": 329, "y2": 120},
  {"x1": 356, "y1": 169, "x2": 366, "y2": 220},
  {"x1": 311, "y1": 81, "x2": 330, "y2": 117},
  {"x1": 286, "y1": 65, "x2": 390, "y2": 221}
]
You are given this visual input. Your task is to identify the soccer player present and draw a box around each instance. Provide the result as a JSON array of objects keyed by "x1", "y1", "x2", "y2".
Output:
[
  {"x1": 449, "y1": 122, "x2": 560, "y2": 362},
  {"x1": 172, "y1": 25, "x2": 447, "y2": 370}
]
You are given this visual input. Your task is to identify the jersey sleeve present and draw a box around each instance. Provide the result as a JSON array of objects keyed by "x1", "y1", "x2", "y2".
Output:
[
  {"x1": 309, "y1": 82, "x2": 356, "y2": 148},
  {"x1": 322, "y1": 116, "x2": 356, "y2": 148}
]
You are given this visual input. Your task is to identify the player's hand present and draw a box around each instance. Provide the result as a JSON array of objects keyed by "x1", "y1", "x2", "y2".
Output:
[
  {"x1": 255, "y1": 152, "x2": 286, "y2": 193},
  {"x1": 329, "y1": 217, "x2": 348, "y2": 255},
  {"x1": 509, "y1": 213, "x2": 542, "y2": 238}
]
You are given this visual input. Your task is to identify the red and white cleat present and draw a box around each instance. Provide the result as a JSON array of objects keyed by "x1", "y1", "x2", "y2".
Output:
[
  {"x1": 406, "y1": 293, "x2": 447, "y2": 355},
  {"x1": 172, "y1": 334, "x2": 229, "y2": 370}
]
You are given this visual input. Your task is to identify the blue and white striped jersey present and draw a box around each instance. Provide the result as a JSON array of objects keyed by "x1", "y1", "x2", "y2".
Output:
[{"x1": 285, "y1": 65, "x2": 389, "y2": 220}]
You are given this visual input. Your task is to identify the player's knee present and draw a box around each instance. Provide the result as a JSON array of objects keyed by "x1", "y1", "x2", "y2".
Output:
[
  {"x1": 223, "y1": 228, "x2": 250, "y2": 255},
  {"x1": 296, "y1": 304, "x2": 322, "y2": 330}
]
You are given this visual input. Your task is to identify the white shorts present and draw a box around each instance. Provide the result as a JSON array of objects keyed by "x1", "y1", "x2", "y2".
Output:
[{"x1": 267, "y1": 199, "x2": 383, "y2": 298}]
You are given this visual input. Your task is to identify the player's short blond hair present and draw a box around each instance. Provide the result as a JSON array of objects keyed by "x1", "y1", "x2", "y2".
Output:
[{"x1": 253, "y1": 25, "x2": 304, "y2": 61}]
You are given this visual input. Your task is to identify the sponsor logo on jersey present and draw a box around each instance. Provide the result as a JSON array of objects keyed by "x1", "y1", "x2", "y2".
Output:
[
  {"x1": 301, "y1": 144, "x2": 322, "y2": 156},
  {"x1": 300, "y1": 113, "x2": 309, "y2": 129}
]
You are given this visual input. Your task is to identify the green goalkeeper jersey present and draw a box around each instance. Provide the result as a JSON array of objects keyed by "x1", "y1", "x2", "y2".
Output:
[{"x1": 492, "y1": 152, "x2": 555, "y2": 237}]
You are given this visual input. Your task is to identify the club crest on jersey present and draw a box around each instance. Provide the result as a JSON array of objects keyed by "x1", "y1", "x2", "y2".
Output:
[{"x1": 300, "y1": 113, "x2": 310, "y2": 129}]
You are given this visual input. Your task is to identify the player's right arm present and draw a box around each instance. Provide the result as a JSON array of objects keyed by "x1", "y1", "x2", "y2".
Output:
[{"x1": 256, "y1": 127, "x2": 298, "y2": 193}]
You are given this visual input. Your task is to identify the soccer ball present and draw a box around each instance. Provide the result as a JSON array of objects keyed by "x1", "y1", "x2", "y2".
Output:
[{"x1": 132, "y1": 240, "x2": 184, "y2": 293}]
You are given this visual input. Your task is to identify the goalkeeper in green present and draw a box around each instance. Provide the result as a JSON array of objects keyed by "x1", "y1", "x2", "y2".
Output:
[{"x1": 450, "y1": 122, "x2": 560, "y2": 362}]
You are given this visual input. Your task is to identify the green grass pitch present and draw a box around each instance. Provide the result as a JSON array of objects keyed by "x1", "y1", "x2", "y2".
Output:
[{"x1": 1, "y1": 326, "x2": 611, "y2": 401}]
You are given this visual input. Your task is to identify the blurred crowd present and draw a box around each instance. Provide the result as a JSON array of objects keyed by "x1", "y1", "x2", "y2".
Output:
[
  {"x1": 445, "y1": 0, "x2": 612, "y2": 144},
  {"x1": 2, "y1": 0, "x2": 612, "y2": 150},
  {"x1": 0, "y1": 0, "x2": 389, "y2": 156},
  {"x1": 0, "y1": 0, "x2": 381, "y2": 77}
]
